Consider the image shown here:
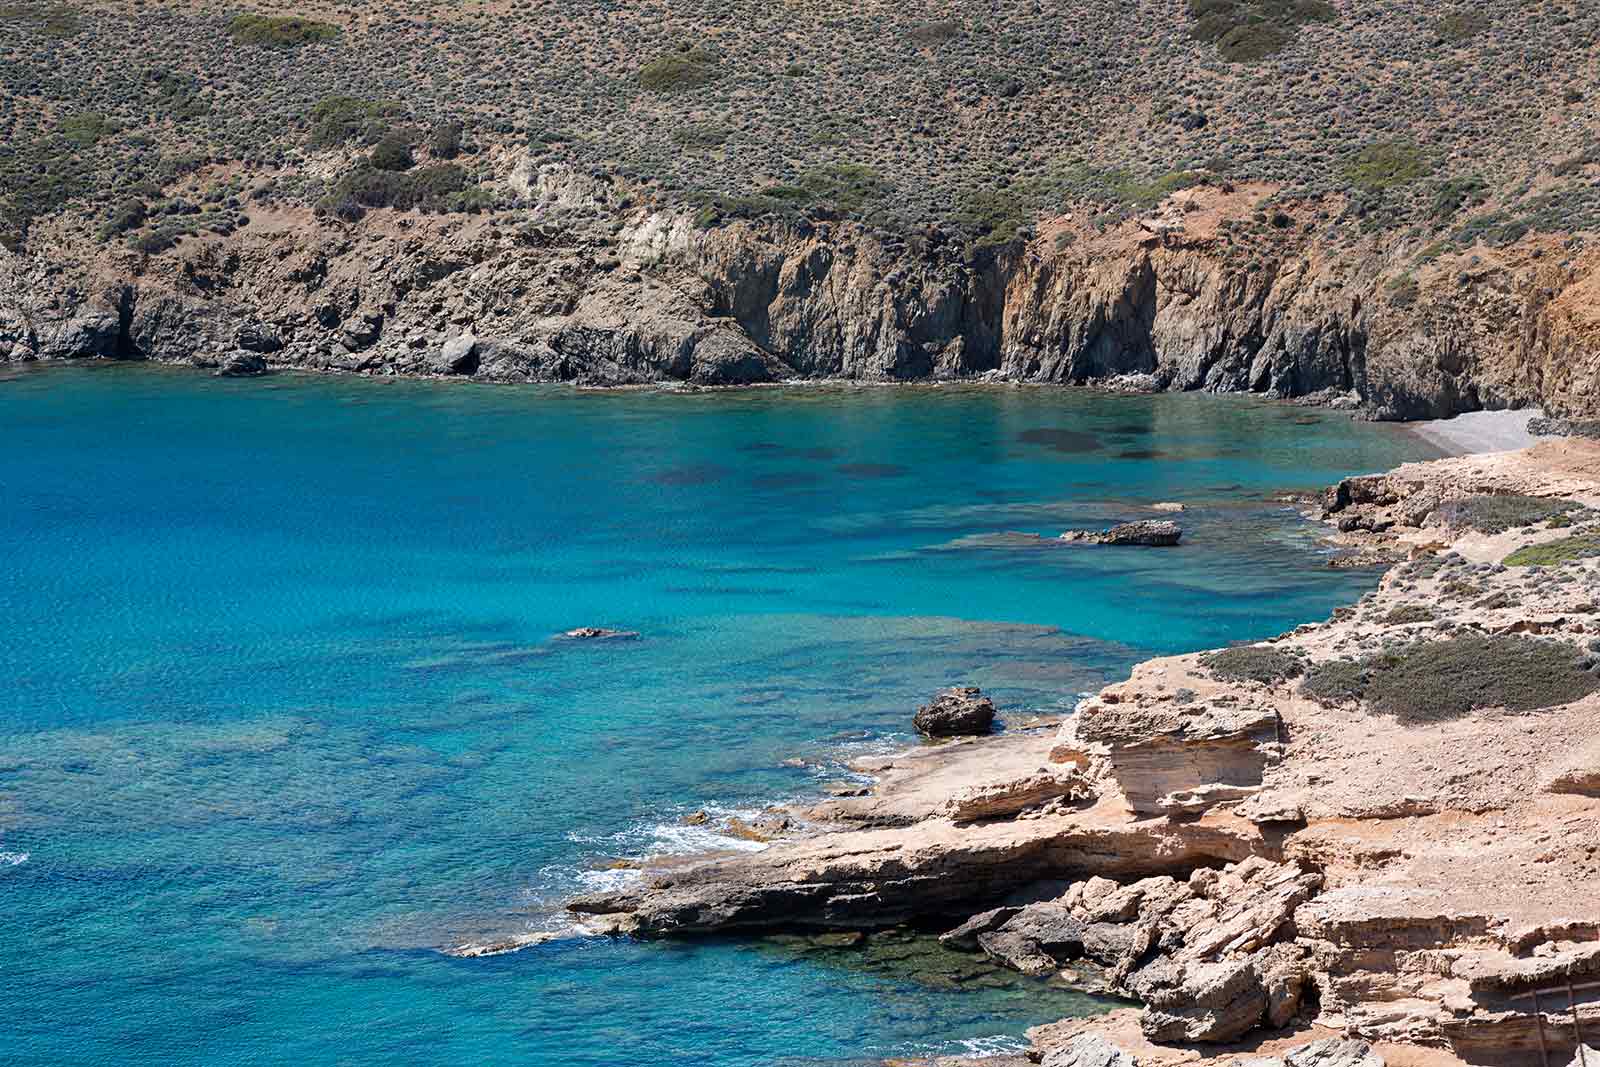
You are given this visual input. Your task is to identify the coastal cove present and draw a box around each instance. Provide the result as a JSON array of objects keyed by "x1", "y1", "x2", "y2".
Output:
[{"x1": 0, "y1": 366, "x2": 1438, "y2": 1066}]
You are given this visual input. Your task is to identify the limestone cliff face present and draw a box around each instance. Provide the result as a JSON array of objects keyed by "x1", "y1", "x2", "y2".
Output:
[{"x1": 2, "y1": 168, "x2": 1595, "y2": 419}]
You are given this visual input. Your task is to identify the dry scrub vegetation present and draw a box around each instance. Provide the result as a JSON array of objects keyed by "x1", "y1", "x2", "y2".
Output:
[{"x1": 0, "y1": 0, "x2": 1597, "y2": 253}]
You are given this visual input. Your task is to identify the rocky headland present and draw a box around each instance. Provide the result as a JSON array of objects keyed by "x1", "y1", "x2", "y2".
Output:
[{"x1": 558, "y1": 438, "x2": 1600, "y2": 1067}]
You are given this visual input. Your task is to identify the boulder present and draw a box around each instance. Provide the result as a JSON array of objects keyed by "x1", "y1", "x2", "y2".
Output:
[
  {"x1": 913, "y1": 686, "x2": 996, "y2": 737},
  {"x1": 1042, "y1": 1033, "x2": 1139, "y2": 1067},
  {"x1": 216, "y1": 351, "x2": 266, "y2": 377},
  {"x1": 1060, "y1": 520, "x2": 1182, "y2": 546},
  {"x1": 938, "y1": 906, "x2": 1020, "y2": 950},
  {"x1": 1283, "y1": 1039, "x2": 1386, "y2": 1067},
  {"x1": 1130, "y1": 942, "x2": 1307, "y2": 1043},
  {"x1": 433, "y1": 333, "x2": 480, "y2": 375},
  {"x1": 235, "y1": 322, "x2": 283, "y2": 353},
  {"x1": 976, "y1": 902, "x2": 1088, "y2": 974}
]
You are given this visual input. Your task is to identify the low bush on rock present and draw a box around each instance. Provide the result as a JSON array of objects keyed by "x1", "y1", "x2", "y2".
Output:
[
  {"x1": 1364, "y1": 634, "x2": 1597, "y2": 722},
  {"x1": 1202, "y1": 644, "x2": 1304, "y2": 684},
  {"x1": 1437, "y1": 494, "x2": 1579, "y2": 534},
  {"x1": 317, "y1": 163, "x2": 489, "y2": 219},
  {"x1": 1504, "y1": 534, "x2": 1600, "y2": 567},
  {"x1": 1382, "y1": 604, "x2": 1435, "y2": 624},
  {"x1": 1300, "y1": 658, "x2": 1366, "y2": 705}
]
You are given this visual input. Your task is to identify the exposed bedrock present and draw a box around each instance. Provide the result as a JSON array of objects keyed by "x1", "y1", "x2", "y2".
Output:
[{"x1": 3, "y1": 169, "x2": 1598, "y2": 419}]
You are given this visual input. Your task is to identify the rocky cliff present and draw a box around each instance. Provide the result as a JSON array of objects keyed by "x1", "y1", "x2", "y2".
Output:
[{"x1": 4, "y1": 165, "x2": 1598, "y2": 420}]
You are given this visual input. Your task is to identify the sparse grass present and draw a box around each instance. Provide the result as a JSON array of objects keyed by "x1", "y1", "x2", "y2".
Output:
[
  {"x1": 1202, "y1": 644, "x2": 1304, "y2": 684},
  {"x1": 227, "y1": 13, "x2": 338, "y2": 48},
  {"x1": 1504, "y1": 535, "x2": 1600, "y2": 567},
  {"x1": 1437, "y1": 494, "x2": 1579, "y2": 534}
]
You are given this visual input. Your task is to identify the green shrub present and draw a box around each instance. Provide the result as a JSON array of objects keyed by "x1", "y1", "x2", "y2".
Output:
[
  {"x1": 1186, "y1": 0, "x2": 1332, "y2": 62},
  {"x1": 1437, "y1": 494, "x2": 1579, "y2": 534},
  {"x1": 308, "y1": 96, "x2": 403, "y2": 148},
  {"x1": 1382, "y1": 604, "x2": 1435, "y2": 625},
  {"x1": 1218, "y1": 21, "x2": 1290, "y2": 61},
  {"x1": 0, "y1": 2, "x2": 81, "y2": 37},
  {"x1": 369, "y1": 131, "x2": 415, "y2": 172},
  {"x1": 1202, "y1": 644, "x2": 1304, "y2": 684},
  {"x1": 1431, "y1": 176, "x2": 1488, "y2": 219},
  {"x1": 1342, "y1": 141, "x2": 1432, "y2": 193},
  {"x1": 1363, "y1": 634, "x2": 1596, "y2": 722},
  {"x1": 59, "y1": 112, "x2": 114, "y2": 147},
  {"x1": 317, "y1": 162, "x2": 476, "y2": 216},
  {"x1": 99, "y1": 197, "x2": 146, "y2": 238},
  {"x1": 907, "y1": 20, "x2": 960, "y2": 45},
  {"x1": 1300, "y1": 659, "x2": 1366, "y2": 705},
  {"x1": 426, "y1": 122, "x2": 463, "y2": 160},
  {"x1": 228, "y1": 13, "x2": 338, "y2": 48},
  {"x1": 1433, "y1": 12, "x2": 1489, "y2": 42},
  {"x1": 1385, "y1": 274, "x2": 1419, "y2": 308},
  {"x1": 1504, "y1": 534, "x2": 1600, "y2": 567},
  {"x1": 671, "y1": 123, "x2": 732, "y2": 149},
  {"x1": 639, "y1": 47, "x2": 720, "y2": 92}
]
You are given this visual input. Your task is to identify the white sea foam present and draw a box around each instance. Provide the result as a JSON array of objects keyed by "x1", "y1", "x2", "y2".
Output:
[
  {"x1": 0, "y1": 851, "x2": 29, "y2": 867},
  {"x1": 873, "y1": 1034, "x2": 1030, "y2": 1060}
]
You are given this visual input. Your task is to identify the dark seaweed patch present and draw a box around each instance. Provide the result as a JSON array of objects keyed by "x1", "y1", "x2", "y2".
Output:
[
  {"x1": 649, "y1": 464, "x2": 728, "y2": 486},
  {"x1": 1117, "y1": 449, "x2": 1169, "y2": 460},
  {"x1": 751, "y1": 471, "x2": 822, "y2": 489},
  {"x1": 837, "y1": 463, "x2": 909, "y2": 478},
  {"x1": 1018, "y1": 428, "x2": 1100, "y2": 453}
]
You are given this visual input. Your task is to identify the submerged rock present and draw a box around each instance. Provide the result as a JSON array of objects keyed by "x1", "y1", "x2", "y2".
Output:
[
  {"x1": 1060, "y1": 520, "x2": 1182, "y2": 546},
  {"x1": 558, "y1": 627, "x2": 640, "y2": 641},
  {"x1": 913, "y1": 686, "x2": 996, "y2": 737}
]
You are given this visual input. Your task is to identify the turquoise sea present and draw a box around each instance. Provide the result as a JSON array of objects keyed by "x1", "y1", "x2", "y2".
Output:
[{"x1": 0, "y1": 364, "x2": 1435, "y2": 1066}]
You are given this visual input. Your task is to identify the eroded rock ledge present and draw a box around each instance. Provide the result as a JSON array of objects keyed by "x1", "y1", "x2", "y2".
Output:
[{"x1": 566, "y1": 439, "x2": 1600, "y2": 1067}]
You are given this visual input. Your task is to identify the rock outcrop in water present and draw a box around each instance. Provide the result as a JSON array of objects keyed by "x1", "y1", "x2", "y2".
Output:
[
  {"x1": 913, "y1": 687, "x2": 998, "y2": 737},
  {"x1": 4, "y1": 166, "x2": 1599, "y2": 421},
  {"x1": 1060, "y1": 520, "x2": 1183, "y2": 547},
  {"x1": 568, "y1": 439, "x2": 1600, "y2": 1067}
]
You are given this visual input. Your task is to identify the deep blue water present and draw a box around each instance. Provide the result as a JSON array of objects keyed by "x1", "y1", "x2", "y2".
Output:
[{"x1": 0, "y1": 364, "x2": 1435, "y2": 1066}]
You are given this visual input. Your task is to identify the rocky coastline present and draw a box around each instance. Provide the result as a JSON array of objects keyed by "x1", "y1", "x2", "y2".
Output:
[
  {"x1": 5, "y1": 163, "x2": 1600, "y2": 423},
  {"x1": 549, "y1": 439, "x2": 1600, "y2": 1067}
]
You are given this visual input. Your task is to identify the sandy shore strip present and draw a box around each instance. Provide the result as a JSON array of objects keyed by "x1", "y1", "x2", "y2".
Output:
[{"x1": 1405, "y1": 407, "x2": 1542, "y2": 456}]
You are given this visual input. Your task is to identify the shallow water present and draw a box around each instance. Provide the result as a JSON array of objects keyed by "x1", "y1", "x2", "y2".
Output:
[{"x1": 0, "y1": 365, "x2": 1435, "y2": 1066}]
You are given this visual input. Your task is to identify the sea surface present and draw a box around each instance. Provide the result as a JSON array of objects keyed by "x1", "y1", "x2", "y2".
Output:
[{"x1": 0, "y1": 364, "x2": 1436, "y2": 1066}]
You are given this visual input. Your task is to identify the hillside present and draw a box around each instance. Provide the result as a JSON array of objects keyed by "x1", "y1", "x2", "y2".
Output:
[{"x1": 2, "y1": 0, "x2": 1599, "y2": 412}]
